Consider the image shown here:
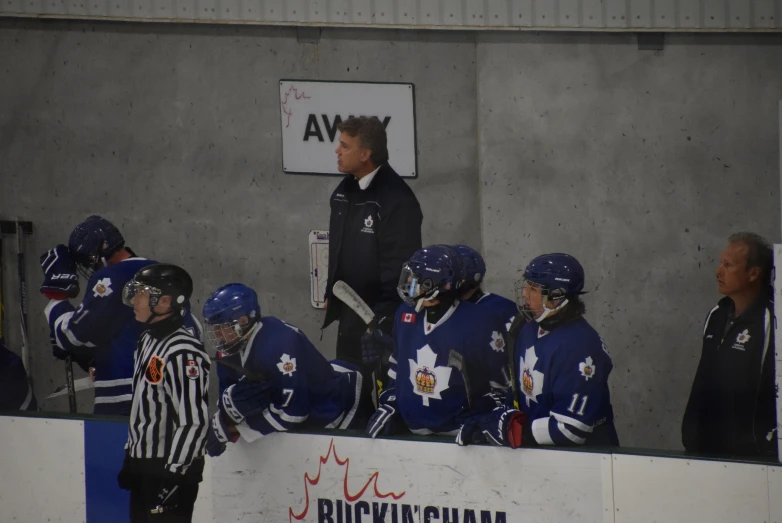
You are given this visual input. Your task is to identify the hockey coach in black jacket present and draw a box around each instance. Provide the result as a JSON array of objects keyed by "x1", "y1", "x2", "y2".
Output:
[
  {"x1": 322, "y1": 116, "x2": 422, "y2": 366},
  {"x1": 682, "y1": 232, "x2": 777, "y2": 458}
]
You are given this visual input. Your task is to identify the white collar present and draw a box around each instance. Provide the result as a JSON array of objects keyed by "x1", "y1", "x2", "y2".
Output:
[
  {"x1": 120, "y1": 257, "x2": 147, "y2": 263},
  {"x1": 240, "y1": 321, "x2": 263, "y2": 367},
  {"x1": 423, "y1": 301, "x2": 460, "y2": 335},
  {"x1": 475, "y1": 292, "x2": 492, "y2": 304},
  {"x1": 357, "y1": 165, "x2": 381, "y2": 190}
]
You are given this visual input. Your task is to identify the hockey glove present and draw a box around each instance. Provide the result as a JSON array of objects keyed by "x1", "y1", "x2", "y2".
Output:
[
  {"x1": 150, "y1": 475, "x2": 182, "y2": 515},
  {"x1": 470, "y1": 391, "x2": 505, "y2": 414},
  {"x1": 206, "y1": 411, "x2": 239, "y2": 457},
  {"x1": 116, "y1": 455, "x2": 136, "y2": 491},
  {"x1": 361, "y1": 328, "x2": 394, "y2": 366},
  {"x1": 366, "y1": 390, "x2": 403, "y2": 439},
  {"x1": 220, "y1": 381, "x2": 274, "y2": 425},
  {"x1": 456, "y1": 407, "x2": 527, "y2": 448},
  {"x1": 39, "y1": 245, "x2": 79, "y2": 300}
]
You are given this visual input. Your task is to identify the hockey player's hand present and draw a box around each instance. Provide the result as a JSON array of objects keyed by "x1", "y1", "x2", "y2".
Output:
[
  {"x1": 456, "y1": 407, "x2": 527, "y2": 448},
  {"x1": 39, "y1": 245, "x2": 80, "y2": 300},
  {"x1": 220, "y1": 381, "x2": 274, "y2": 424},
  {"x1": 150, "y1": 475, "x2": 181, "y2": 515},
  {"x1": 206, "y1": 411, "x2": 239, "y2": 457},
  {"x1": 361, "y1": 328, "x2": 394, "y2": 366},
  {"x1": 366, "y1": 390, "x2": 402, "y2": 439}
]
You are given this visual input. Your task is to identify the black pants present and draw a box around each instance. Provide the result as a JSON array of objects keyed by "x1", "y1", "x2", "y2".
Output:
[
  {"x1": 129, "y1": 477, "x2": 199, "y2": 523},
  {"x1": 336, "y1": 306, "x2": 367, "y2": 366}
]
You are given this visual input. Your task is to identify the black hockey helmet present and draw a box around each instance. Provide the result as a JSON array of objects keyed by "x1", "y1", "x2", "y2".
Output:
[{"x1": 122, "y1": 263, "x2": 193, "y2": 311}]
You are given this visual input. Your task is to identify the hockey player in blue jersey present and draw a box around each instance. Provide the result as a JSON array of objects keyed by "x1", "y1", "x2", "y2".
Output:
[
  {"x1": 40, "y1": 216, "x2": 161, "y2": 415},
  {"x1": 456, "y1": 253, "x2": 619, "y2": 448},
  {"x1": 366, "y1": 245, "x2": 508, "y2": 438},
  {"x1": 453, "y1": 244, "x2": 518, "y2": 389},
  {"x1": 453, "y1": 244, "x2": 518, "y2": 325},
  {"x1": 203, "y1": 283, "x2": 371, "y2": 457}
]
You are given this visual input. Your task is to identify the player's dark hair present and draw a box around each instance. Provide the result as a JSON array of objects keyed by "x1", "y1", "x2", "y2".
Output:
[
  {"x1": 540, "y1": 295, "x2": 585, "y2": 331},
  {"x1": 337, "y1": 116, "x2": 389, "y2": 167},
  {"x1": 729, "y1": 232, "x2": 773, "y2": 286}
]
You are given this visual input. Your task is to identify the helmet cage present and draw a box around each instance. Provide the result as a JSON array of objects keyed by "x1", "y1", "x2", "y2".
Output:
[
  {"x1": 205, "y1": 318, "x2": 255, "y2": 355},
  {"x1": 514, "y1": 277, "x2": 568, "y2": 322}
]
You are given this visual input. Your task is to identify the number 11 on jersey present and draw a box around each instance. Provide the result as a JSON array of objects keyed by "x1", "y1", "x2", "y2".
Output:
[{"x1": 567, "y1": 393, "x2": 588, "y2": 416}]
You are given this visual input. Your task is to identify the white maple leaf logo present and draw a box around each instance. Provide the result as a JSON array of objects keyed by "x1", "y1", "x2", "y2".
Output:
[
  {"x1": 579, "y1": 356, "x2": 596, "y2": 381},
  {"x1": 277, "y1": 353, "x2": 297, "y2": 377},
  {"x1": 736, "y1": 329, "x2": 751, "y2": 344},
  {"x1": 92, "y1": 277, "x2": 113, "y2": 298},
  {"x1": 520, "y1": 345, "x2": 544, "y2": 407},
  {"x1": 490, "y1": 331, "x2": 505, "y2": 353},
  {"x1": 408, "y1": 344, "x2": 451, "y2": 406}
]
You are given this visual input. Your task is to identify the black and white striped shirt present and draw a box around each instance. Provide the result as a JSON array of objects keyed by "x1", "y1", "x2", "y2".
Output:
[{"x1": 126, "y1": 317, "x2": 210, "y2": 475}]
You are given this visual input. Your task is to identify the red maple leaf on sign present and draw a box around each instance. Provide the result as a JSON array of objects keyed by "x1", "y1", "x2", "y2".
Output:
[
  {"x1": 289, "y1": 438, "x2": 406, "y2": 522},
  {"x1": 281, "y1": 85, "x2": 311, "y2": 128}
]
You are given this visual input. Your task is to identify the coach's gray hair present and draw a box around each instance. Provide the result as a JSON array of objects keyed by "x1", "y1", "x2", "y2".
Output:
[{"x1": 728, "y1": 232, "x2": 773, "y2": 285}]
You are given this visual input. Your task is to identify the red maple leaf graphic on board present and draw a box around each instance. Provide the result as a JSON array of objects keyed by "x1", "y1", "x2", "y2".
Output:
[
  {"x1": 289, "y1": 438, "x2": 406, "y2": 522},
  {"x1": 281, "y1": 85, "x2": 311, "y2": 128}
]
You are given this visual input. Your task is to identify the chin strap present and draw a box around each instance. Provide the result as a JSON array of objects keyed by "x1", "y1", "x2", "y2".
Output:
[{"x1": 535, "y1": 298, "x2": 569, "y2": 323}]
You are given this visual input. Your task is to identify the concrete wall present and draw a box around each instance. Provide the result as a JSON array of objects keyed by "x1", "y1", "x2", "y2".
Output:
[
  {"x1": 0, "y1": 20, "x2": 479, "y2": 412},
  {"x1": 477, "y1": 32, "x2": 782, "y2": 450},
  {"x1": 1, "y1": 20, "x2": 780, "y2": 450}
]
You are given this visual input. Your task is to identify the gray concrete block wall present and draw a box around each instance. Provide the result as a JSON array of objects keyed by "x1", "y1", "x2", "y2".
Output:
[
  {"x1": 1, "y1": 20, "x2": 780, "y2": 450},
  {"x1": 0, "y1": 21, "x2": 479, "y2": 413},
  {"x1": 477, "y1": 32, "x2": 782, "y2": 450}
]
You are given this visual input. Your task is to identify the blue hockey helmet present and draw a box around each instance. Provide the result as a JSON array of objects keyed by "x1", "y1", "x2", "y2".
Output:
[
  {"x1": 398, "y1": 245, "x2": 465, "y2": 310},
  {"x1": 68, "y1": 215, "x2": 125, "y2": 279},
  {"x1": 452, "y1": 244, "x2": 486, "y2": 288},
  {"x1": 202, "y1": 283, "x2": 261, "y2": 355},
  {"x1": 515, "y1": 253, "x2": 585, "y2": 321}
]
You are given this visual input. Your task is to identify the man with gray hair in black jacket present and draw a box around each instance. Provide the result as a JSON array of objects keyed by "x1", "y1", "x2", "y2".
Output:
[
  {"x1": 322, "y1": 116, "x2": 422, "y2": 368},
  {"x1": 682, "y1": 232, "x2": 777, "y2": 458}
]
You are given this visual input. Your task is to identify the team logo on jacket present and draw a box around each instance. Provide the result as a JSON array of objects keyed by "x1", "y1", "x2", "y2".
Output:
[
  {"x1": 277, "y1": 353, "x2": 297, "y2": 376},
  {"x1": 361, "y1": 215, "x2": 375, "y2": 234},
  {"x1": 144, "y1": 355, "x2": 165, "y2": 384},
  {"x1": 402, "y1": 312, "x2": 416, "y2": 323},
  {"x1": 579, "y1": 356, "x2": 596, "y2": 380},
  {"x1": 520, "y1": 346, "x2": 544, "y2": 407},
  {"x1": 408, "y1": 345, "x2": 451, "y2": 406},
  {"x1": 733, "y1": 329, "x2": 751, "y2": 350},
  {"x1": 186, "y1": 360, "x2": 200, "y2": 380},
  {"x1": 490, "y1": 331, "x2": 505, "y2": 352},
  {"x1": 92, "y1": 278, "x2": 113, "y2": 298}
]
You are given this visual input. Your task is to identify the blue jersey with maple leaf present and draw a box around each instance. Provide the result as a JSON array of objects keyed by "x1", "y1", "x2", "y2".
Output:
[
  {"x1": 475, "y1": 292, "x2": 518, "y2": 390},
  {"x1": 45, "y1": 257, "x2": 156, "y2": 415},
  {"x1": 476, "y1": 292, "x2": 518, "y2": 330},
  {"x1": 510, "y1": 318, "x2": 618, "y2": 446},
  {"x1": 216, "y1": 316, "x2": 366, "y2": 441},
  {"x1": 386, "y1": 300, "x2": 508, "y2": 435}
]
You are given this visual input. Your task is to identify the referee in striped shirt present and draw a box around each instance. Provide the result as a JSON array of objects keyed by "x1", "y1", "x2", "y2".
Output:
[{"x1": 117, "y1": 264, "x2": 210, "y2": 523}]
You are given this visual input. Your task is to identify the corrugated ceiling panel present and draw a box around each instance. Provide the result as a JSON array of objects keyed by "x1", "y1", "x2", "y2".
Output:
[{"x1": 1, "y1": 0, "x2": 781, "y2": 31}]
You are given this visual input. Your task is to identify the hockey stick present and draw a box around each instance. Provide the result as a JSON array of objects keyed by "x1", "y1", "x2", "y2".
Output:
[
  {"x1": 214, "y1": 357, "x2": 266, "y2": 382},
  {"x1": 15, "y1": 219, "x2": 32, "y2": 390},
  {"x1": 46, "y1": 376, "x2": 94, "y2": 399},
  {"x1": 506, "y1": 314, "x2": 527, "y2": 410},
  {"x1": 331, "y1": 280, "x2": 385, "y2": 399},
  {"x1": 447, "y1": 350, "x2": 473, "y2": 411}
]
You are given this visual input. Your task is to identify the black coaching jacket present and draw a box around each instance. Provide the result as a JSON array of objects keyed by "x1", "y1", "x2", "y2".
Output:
[
  {"x1": 322, "y1": 163, "x2": 422, "y2": 332},
  {"x1": 682, "y1": 291, "x2": 777, "y2": 458}
]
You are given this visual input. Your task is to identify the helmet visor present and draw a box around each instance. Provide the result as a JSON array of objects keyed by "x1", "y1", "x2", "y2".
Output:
[
  {"x1": 397, "y1": 264, "x2": 436, "y2": 307},
  {"x1": 122, "y1": 280, "x2": 161, "y2": 307}
]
